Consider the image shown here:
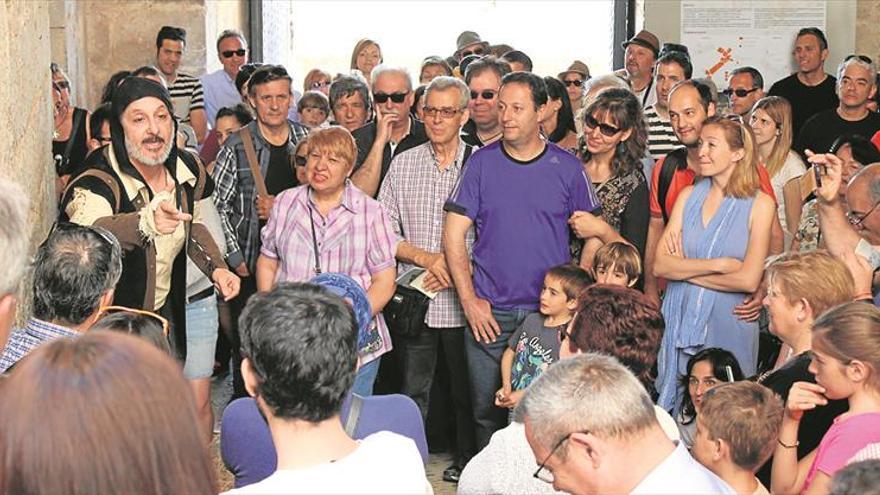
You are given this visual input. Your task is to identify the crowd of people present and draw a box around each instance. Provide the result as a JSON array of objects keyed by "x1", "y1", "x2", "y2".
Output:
[{"x1": 2, "y1": 21, "x2": 880, "y2": 494}]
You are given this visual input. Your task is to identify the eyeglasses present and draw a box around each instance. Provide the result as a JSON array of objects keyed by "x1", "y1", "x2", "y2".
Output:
[
  {"x1": 723, "y1": 87, "x2": 760, "y2": 98},
  {"x1": 847, "y1": 200, "x2": 880, "y2": 228},
  {"x1": 310, "y1": 80, "x2": 330, "y2": 89},
  {"x1": 563, "y1": 79, "x2": 584, "y2": 87},
  {"x1": 845, "y1": 54, "x2": 874, "y2": 64},
  {"x1": 373, "y1": 92, "x2": 408, "y2": 104},
  {"x1": 533, "y1": 430, "x2": 590, "y2": 484},
  {"x1": 96, "y1": 136, "x2": 112, "y2": 144},
  {"x1": 423, "y1": 106, "x2": 462, "y2": 119},
  {"x1": 221, "y1": 49, "x2": 247, "y2": 58},
  {"x1": 96, "y1": 305, "x2": 170, "y2": 337},
  {"x1": 461, "y1": 48, "x2": 485, "y2": 58},
  {"x1": 470, "y1": 90, "x2": 497, "y2": 101},
  {"x1": 53, "y1": 80, "x2": 71, "y2": 91},
  {"x1": 294, "y1": 154, "x2": 308, "y2": 167},
  {"x1": 583, "y1": 114, "x2": 622, "y2": 137}
]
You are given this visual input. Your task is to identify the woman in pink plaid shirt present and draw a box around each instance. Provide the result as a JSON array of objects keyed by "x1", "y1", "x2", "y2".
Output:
[{"x1": 256, "y1": 127, "x2": 398, "y2": 396}]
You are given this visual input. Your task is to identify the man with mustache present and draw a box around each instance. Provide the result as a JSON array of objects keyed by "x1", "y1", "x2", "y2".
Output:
[
  {"x1": 61, "y1": 76, "x2": 240, "y2": 362},
  {"x1": 616, "y1": 30, "x2": 660, "y2": 109}
]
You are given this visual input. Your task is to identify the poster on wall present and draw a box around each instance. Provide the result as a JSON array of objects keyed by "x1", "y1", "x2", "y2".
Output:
[{"x1": 680, "y1": 0, "x2": 826, "y2": 89}]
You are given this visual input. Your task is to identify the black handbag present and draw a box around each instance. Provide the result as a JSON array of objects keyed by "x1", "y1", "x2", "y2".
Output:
[{"x1": 384, "y1": 282, "x2": 430, "y2": 338}]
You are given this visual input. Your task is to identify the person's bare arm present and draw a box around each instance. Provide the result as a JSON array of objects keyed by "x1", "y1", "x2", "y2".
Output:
[
  {"x1": 396, "y1": 240, "x2": 451, "y2": 291},
  {"x1": 444, "y1": 211, "x2": 501, "y2": 343},
  {"x1": 366, "y1": 266, "x2": 396, "y2": 315},
  {"x1": 351, "y1": 113, "x2": 395, "y2": 197},
  {"x1": 255, "y1": 255, "x2": 278, "y2": 293},
  {"x1": 643, "y1": 216, "x2": 665, "y2": 307},
  {"x1": 190, "y1": 108, "x2": 208, "y2": 144},
  {"x1": 812, "y1": 151, "x2": 863, "y2": 257},
  {"x1": 769, "y1": 213, "x2": 784, "y2": 255}
]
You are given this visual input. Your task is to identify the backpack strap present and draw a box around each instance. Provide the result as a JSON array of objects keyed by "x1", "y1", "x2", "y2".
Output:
[
  {"x1": 239, "y1": 127, "x2": 269, "y2": 198},
  {"x1": 657, "y1": 147, "x2": 689, "y2": 224}
]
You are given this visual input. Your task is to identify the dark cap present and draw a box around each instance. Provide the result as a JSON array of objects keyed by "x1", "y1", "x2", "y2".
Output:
[{"x1": 622, "y1": 30, "x2": 660, "y2": 57}]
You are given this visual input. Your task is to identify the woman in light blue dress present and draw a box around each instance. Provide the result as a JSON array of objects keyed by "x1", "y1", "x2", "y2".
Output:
[{"x1": 654, "y1": 116, "x2": 776, "y2": 411}]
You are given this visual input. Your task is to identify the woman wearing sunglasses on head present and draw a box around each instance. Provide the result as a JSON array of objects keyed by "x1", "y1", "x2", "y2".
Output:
[{"x1": 568, "y1": 88, "x2": 650, "y2": 271}]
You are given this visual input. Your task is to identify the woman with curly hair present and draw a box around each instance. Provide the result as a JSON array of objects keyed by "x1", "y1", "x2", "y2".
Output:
[{"x1": 569, "y1": 88, "x2": 650, "y2": 267}]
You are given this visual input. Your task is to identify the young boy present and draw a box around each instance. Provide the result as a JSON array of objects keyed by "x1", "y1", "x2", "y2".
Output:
[
  {"x1": 592, "y1": 241, "x2": 641, "y2": 288},
  {"x1": 495, "y1": 264, "x2": 592, "y2": 410},
  {"x1": 297, "y1": 90, "x2": 330, "y2": 129},
  {"x1": 692, "y1": 381, "x2": 783, "y2": 495}
]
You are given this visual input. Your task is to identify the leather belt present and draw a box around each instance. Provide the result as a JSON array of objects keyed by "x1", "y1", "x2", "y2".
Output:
[{"x1": 187, "y1": 286, "x2": 215, "y2": 305}]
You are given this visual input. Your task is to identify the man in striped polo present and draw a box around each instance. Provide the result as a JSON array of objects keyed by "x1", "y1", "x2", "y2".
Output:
[
  {"x1": 155, "y1": 26, "x2": 208, "y2": 144},
  {"x1": 643, "y1": 47, "x2": 691, "y2": 160}
]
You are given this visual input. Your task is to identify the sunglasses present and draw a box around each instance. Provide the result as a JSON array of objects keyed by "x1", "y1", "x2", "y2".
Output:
[
  {"x1": 723, "y1": 87, "x2": 759, "y2": 98},
  {"x1": 95, "y1": 135, "x2": 112, "y2": 144},
  {"x1": 53, "y1": 80, "x2": 71, "y2": 91},
  {"x1": 470, "y1": 90, "x2": 497, "y2": 101},
  {"x1": 563, "y1": 79, "x2": 584, "y2": 87},
  {"x1": 461, "y1": 48, "x2": 485, "y2": 58},
  {"x1": 583, "y1": 114, "x2": 622, "y2": 137},
  {"x1": 373, "y1": 92, "x2": 408, "y2": 104},
  {"x1": 423, "y1": 106, "x2": 462, "y2": 119},
  {"x1": 221, "y1": 49, "x2": 247, "y2": 58},
  {"x1": 96, "y1": 305, "x2": 170, "y2": 337},
  {"x1": 294, "y1": 154, "x2": 308, "y2": 167}
]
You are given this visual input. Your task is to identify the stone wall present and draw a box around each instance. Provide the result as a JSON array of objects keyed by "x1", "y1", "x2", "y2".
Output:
[
  {"x1": 0, "y1": 1, "x2": 55, "y2": 323},
  {"x1": 855, "y1": 0, "x2": 879, "y2": 59}
]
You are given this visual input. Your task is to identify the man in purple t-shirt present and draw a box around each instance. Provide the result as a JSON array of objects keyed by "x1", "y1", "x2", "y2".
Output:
[{"x1": 443, "y1": 72, "x2": 603, "y2": 449}]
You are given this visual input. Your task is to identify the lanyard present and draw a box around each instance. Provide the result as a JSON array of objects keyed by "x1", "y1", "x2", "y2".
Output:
[{"x1": 307, "y1": 201, "x2": 322, "y2": 275}]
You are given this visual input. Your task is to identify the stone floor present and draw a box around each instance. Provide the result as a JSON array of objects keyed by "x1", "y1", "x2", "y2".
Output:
[{"x1": 210, "y1": 372, "x2": 459, "y2": 494}]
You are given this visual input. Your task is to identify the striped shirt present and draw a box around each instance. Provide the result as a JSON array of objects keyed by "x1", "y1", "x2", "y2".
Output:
[
  {"x1": 378, "y1": 140, "x2": 477, "y2": 329},
  {"x1": 260, "y1": 181, "x2": 397, "y2": 364},
  {"x1": 0, "y1": 319, "x2": 78, "y2": 372},
  {"x1": 168, "y1": 73, "x2": 205, "y2": 124},
  {"x1": 645, "y1": 105, "x2": 680, "y2": 160}
]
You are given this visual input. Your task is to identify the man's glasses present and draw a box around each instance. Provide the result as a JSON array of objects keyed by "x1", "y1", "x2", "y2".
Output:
[
  {"x1": 723, "y1": 87, "x2": 760, "y2": 98},
  {"x1": 533, "y1": 431, "x2": 590, "y2": 484},
  {"x1": 96, "y1": 135, "x2": 112, "y2": 144},
  {"x1": 423, "y1": 106, "x2": 462, "y2": 119},
  {"x1": 563, "y1": 79, "x2": 584, "y2": 88},
  {"x1": 847, "y1": 200, "x2": 880, "y2": 228},
  {"x1": 96, "y1": 305, "x2": 170, "y2": 337},
  {"x1": 470, "y1": 90, "x2": 497, "y2": 101},
  {"x1": 53, "y1": 80, "x2": 71, "y2": 91},
  {"x1": 583, "y1": 114, "x2": 622, "y2": 137},
  {"x1": 373, "y1": 92, "x2": 408, "y2": 104},
  {"x1": 221, "y1": 49, "x2": 247, "y2": 58},
  {"x1": 461, "y1": 48, "x2": 485, "y2": 58},
  {"x1": 294, "y1": 154, "x2": 308, "y2": 167}
]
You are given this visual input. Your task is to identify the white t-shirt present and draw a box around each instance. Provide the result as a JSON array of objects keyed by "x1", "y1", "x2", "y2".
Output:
[
  {"x1": 632, "y1": 441, "x2": 735, "y2": 494},
  {"x1": 770, "y1": 150, "x2": 807, "y2": 248},
  {"x1": 224, "y1": 432, "x2": 433, "y2": 495}
]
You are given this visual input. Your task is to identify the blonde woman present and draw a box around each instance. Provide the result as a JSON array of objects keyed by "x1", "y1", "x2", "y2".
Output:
[{"x1": 749, "y1": 96, "x2": 806, "y2": 248}]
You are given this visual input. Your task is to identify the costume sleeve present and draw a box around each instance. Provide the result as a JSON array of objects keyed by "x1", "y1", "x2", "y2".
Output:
[
  {"x1": 211, "y1": 143, "x2": 244, "y2": 268},
  {"x1": 621, "y1": 179, "x2": 650, "y2": 258},
  {"x1": 444, "y1": 153, "x2": 481, "y2": 220},
  {"x1": 66, "y1": 187, "x2": 145, "y2": 251}
]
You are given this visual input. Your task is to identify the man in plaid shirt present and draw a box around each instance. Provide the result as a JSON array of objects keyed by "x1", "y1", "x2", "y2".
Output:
[{"x1": 377, "y1": 76, "x2": 477, "y2": 482}]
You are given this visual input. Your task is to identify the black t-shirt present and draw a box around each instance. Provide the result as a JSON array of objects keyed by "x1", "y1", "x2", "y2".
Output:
[
  {"x1": 264, "y1": 142, "x2": 297, "y2": 196},
  {"x1": 795, "y1": 109, "x2": 880, "y2": 157},
  {"x1": 768, "y1": 73, "x2": 839, "y2": 139},
  {"x1": 755, "y1": 352, "x2": 849, "y2": 486}
]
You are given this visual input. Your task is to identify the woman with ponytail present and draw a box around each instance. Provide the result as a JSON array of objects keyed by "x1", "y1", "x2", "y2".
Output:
[{"x1": 654, "y1": 116, "x2": 776, "y2": 411}]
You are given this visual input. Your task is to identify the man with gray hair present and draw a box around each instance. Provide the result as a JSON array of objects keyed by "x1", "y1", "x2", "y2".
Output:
[
  {"x1": 201, "y1": 29, "x2": 249, "y2": 126},
  {"x1": 725, "y1": 66, "x2": 765, "y2": 117},
  {"x1": 520, "y1": 354, "x2": 733, "y2": 494},
  {"x1": 795, "y1": 56, "x2": 880, "y2": 157},
  {"x1": 0, "y1": 180, "x2": 29, "y2": 350},
  {"x1": 0, "y1": 223, "x2": 123, "y2": 373},
  {"x1": 352, "y1": 64, "x2": 428, "y2": 197},
  {"x1": 329, "y1": 74, "x2": 371, "y2": 133},
  {"x1": 378, "y1": 75, "x2": 476, "y2": 481}
]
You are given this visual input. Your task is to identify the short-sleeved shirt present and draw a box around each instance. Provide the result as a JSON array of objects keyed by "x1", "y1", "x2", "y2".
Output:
[
  {"x1": 167, "y1": 73, "x2": 204, "y2": 124},
  {"x1": 649, "y1": 154, "x2": 778, "y2": 219},
  {"x1": 804, "y1": 412, "x2": 880, "y2": 491},
  {"x1": 200, "y1": 69, "x2": 242, "y2": 126},
  {"x1": 768, "y1": 73, "x2": 839, "y2": 139},
  {"x1": 795, "y1": 109, "x2": 880, "y2": 157},
  {"x1": 260, "y1": 181, "x2": 397, "y2": 364},
  {"x1": 0, "y1": 319, "x2": 78, "y2": 373},
  {"x1": 444, "y1": 141, "x2": 600, "y2": 310},
  {"x1": 644, "y1": 105, "x2": 680, "y2": 160},
  {"x1": 507, "y1": 313, "x2": 564, "y2": 390}
]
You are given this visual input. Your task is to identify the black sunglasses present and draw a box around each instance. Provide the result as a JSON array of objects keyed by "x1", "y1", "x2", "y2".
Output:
[
  {"x1": 373, "y1": 92, "x2": 408, "y2": 104},
  {"x1": 563, "y1": 79, "x2": 583, "y2": 88},
  {"x1": 470, "y1": 90, "x2": 497, "y2": 101},
  {"x1": 583, "y1": 114, "x2": 622, "y2": 137},
  {"x1": 723, "y1": 87, "x2": 759, "y2": 98},
  {"x1": 221, "y1": 49, "x2": 247, "y2": 58},
  {"x1": 461, "y1": 48, "x2": 485, "y2": 58}
]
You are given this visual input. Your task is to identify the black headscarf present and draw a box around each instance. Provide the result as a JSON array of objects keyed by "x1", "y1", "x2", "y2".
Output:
[{"x1": 109, "y1": 77, "x2": 179, "y2": 186}]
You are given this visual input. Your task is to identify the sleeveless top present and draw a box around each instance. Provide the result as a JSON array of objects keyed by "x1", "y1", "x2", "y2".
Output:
[{"x1": 52, "y1": 107, "x2": 89, "y2": 176}]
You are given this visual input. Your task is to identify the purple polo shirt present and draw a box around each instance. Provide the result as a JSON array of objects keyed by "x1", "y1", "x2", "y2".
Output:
[{"x1": 445, "y1": 141, "x2": 599, "y2": 310}]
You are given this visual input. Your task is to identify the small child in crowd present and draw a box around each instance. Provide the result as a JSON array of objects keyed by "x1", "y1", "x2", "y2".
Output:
[
  {"x1": 495, "y1": 264, "x2": 593, "y2": 411},
  {"x1": 297, "y1": 90, "x2": 330, "y2": 129},
  {"x1": 692, "y1": 381, "x2": 783, "y2": 495},
  {"x1": 592, "y1": 241, "x2": 641, "y2": 288}
]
